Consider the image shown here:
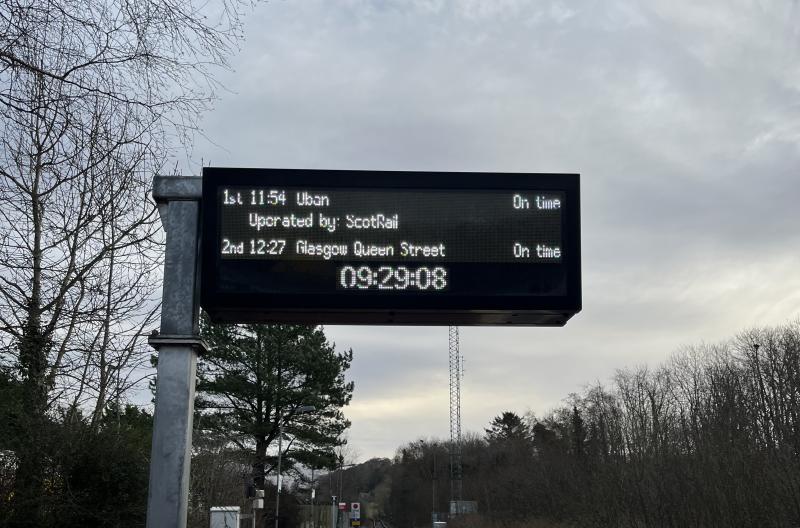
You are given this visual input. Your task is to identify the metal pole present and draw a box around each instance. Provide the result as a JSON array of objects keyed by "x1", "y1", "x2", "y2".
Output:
[
  {"x1": 311, "y1": 467, "x2": 316, "y2": 528},
  {"x1": 337, "y1": 464, "x2": 343, "y2": 528},
  {"x1": 338, "y1": 463, "x2": 343, "y2": 504},
  {"x1": 146, "y1": 175, "x2": 207, "y2": 528},
  {"x1": 275, "y1": 420, "x2": 283, "y2": 528}
]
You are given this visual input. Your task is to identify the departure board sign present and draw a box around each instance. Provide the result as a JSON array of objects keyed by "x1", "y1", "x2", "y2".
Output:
[{"x1": 201, "y1": 168, "x2": 581, "y2": 325}]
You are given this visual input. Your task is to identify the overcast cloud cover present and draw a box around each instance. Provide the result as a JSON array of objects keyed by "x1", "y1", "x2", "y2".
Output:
[{"x1": 188, "y1": 0, "x2": 800, "y2": 460}]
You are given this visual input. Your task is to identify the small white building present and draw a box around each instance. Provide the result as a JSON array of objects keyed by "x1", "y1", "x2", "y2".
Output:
[{"x1": 210, "y1": 506, "x2": 240, "y2": 528}]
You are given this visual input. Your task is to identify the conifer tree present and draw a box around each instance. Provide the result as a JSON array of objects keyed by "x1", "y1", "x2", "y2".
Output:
[
  {"x1": 485, "y1": 411, "x2": 531, "y2": 443},
  {"x1": 197, "y1": 317, "x2": 353, "y2": 488},
  {"x1": 571, "y1": 406, "x2": 587, "y2": 459}
]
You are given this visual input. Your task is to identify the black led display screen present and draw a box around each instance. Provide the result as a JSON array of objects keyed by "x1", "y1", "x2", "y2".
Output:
[{"x1": 201, "y1": 168, "x2": 581, "y2": 326}]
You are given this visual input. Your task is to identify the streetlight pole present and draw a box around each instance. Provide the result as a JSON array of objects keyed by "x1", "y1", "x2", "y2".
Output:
[
  {"x1": 275, "y1": 405, "x2": 315, "y2": 528},
  {"x1": 311, "y1": 467, "x2": 316, "y2": 528},
  {"x1": 275, "y1": 420, "x2": 284, "y2": 528},
  {"x1": 338, "y1": 463, "x2": 343, "y2": 505}
]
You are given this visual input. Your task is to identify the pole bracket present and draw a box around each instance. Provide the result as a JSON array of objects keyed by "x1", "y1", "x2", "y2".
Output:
[{"x1": 148, "y1": 332, "x2": 209, "y2": 355}]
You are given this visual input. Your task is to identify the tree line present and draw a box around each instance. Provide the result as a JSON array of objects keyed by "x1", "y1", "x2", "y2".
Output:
[{"x1": 350, "y1": 320, "x2": 800, "y2": 528}]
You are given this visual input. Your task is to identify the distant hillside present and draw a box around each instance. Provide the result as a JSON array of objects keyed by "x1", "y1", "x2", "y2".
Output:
[{"x1": 315, "y1": 457, "x2": 393, "y2": 518}]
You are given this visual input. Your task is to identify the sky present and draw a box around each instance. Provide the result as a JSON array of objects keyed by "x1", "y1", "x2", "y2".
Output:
[{"x1": 187, "y1": 0, "x2": 800, "y2": 461}]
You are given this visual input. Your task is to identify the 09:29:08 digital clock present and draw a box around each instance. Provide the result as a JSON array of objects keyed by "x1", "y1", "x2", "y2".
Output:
[{"x1": 338, "y1": 265, "x2": 448, "y2": 291}]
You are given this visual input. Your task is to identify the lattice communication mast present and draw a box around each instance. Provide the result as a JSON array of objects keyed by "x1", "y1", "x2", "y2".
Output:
[{"x1": 448, "y1": 325, "x2": 463, "y2": 505}]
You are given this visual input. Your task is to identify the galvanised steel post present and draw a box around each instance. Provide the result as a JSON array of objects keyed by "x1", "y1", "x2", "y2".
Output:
[{"x1": 146, "y1": 175, "x2": 208, "y2": 528}]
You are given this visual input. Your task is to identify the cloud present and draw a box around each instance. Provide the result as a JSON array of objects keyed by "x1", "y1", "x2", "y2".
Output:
[{"x1": 189, "y1": 0, "x2": 800, "y2": 458}]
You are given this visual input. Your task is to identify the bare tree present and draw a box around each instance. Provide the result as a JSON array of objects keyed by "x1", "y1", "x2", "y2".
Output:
[
  {"x1": 0, "y1": 0, "x2": 256, "y2": 523},
  {"x1": 380, "y1": 321, "x2": 800, "y2": 527}
]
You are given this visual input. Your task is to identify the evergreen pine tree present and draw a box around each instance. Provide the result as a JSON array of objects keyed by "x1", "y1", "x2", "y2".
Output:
[
  {"x1": 571, "y1": 406, "x2": 587, "y2": 458},
  {"x1": 197, "y1": 317, "x2": 354, "y2": 488},
  {"x1": 485, "y1": 411, "x2": 531, "y2": 443}
]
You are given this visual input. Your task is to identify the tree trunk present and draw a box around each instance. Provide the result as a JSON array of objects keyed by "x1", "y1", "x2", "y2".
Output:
[
  {"x1": 255, "y1": 437, "x2": 267, "y2": 488},
  {"x1": 10, "y1": 129, "x2": 49, "y2": 527},
  {"x1": 11, "y1": 319, "x2": 49, "y2": 527}
]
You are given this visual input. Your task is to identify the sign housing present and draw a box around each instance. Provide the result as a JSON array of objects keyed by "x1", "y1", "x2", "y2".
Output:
[{"x1": 201, "y1": 168, "x2": 581, "y2": 325}]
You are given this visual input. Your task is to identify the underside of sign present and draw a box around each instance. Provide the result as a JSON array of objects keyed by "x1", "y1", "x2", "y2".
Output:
[{"x1": 200, "y1": 168, "x2": 581, "y2": 326}]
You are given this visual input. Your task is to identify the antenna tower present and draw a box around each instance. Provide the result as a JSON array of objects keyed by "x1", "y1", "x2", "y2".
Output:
[{"x1": 448, "y1": 325, "x2": 463, "y2": 504}]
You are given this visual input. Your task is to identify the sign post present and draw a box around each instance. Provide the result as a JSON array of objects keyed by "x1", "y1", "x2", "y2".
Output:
[
  {"x1": 146, "y1": 176, "x2": 208, "y2": 528},
  {"x1": 350, "y1": 502, "x2": 361, "y2": 526}
]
